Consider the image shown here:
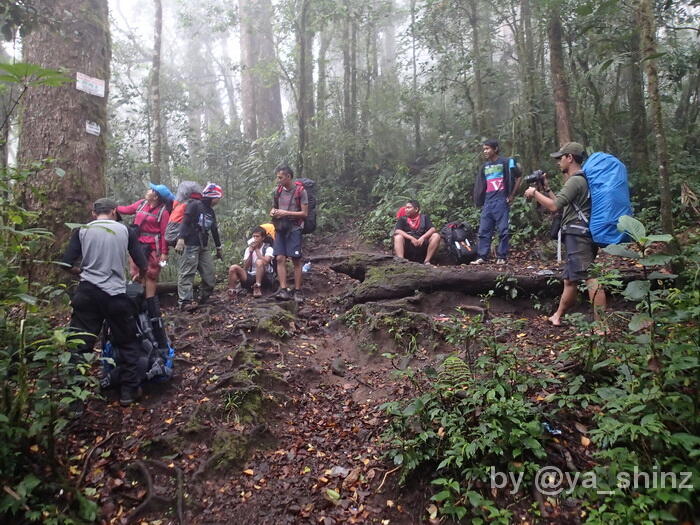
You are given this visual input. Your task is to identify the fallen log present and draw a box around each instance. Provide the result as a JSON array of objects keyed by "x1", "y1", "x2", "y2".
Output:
[{"x1": 330, "y1": 252, "x2": 643, "y2": 305}]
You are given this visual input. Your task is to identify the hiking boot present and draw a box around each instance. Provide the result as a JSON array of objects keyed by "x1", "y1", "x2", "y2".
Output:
[
  {"x1": 496, "y1": 258, "x2": 506, "y2": 265},
  {"x1": 470, "y1": 258, "x2": 485, "y2": 265},
  {"x1": 253, "y1": 283, "x2": 263, "y2": 298},
  {"x1": 275, "y1": 288, "x2": 291, "y2": 301},
  {"x1": 293, "y1": 289, "x2": 304, "y2": 304},
  {"x1": 119, "y1": 386, "x2": 143, "y2": 407}
]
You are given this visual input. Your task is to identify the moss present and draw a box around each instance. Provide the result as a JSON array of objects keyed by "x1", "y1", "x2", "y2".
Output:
[
  {"x1": 211, "y1": 430, "x2": 250, "y2": 470},
  {"x1": 256, "y1": 306, "x2": 296, "y2": 339},
  {"x1": 361, "y1": 262, "x2": 431, "y2": 288}
]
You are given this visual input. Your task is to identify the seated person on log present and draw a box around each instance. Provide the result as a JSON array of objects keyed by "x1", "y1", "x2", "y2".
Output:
[
  {"x1": 393, "y1": 200, "x2": 441, "y2": 265},
  {"x1": 228, "y1": 226, "x2": 275, "y2": 298}
]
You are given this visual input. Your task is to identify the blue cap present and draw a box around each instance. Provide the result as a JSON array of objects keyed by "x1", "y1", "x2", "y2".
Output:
[{"x1": 149, "y1": 183, "x2": 175, "y2": 201}]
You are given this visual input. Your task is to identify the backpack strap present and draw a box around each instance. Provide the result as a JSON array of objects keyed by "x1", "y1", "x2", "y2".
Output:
[
  {"x1": 293, "y1": 181, "x2": 304, "y2": 209},
  {"x1": 571, "y1": 172, "x2": 590, "y2": 224}
]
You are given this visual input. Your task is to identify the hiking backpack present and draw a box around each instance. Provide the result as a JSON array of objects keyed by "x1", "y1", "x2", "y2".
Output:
[
  {"x1": 581, "y1": 152, "x2": 633, "y2": 246},
  {"x1": 101, "y1": 283, "x2": 174, "y2": 386},
  {"x1": 165, "y1": 181, "x2": 202, "y2": 245},
  {"x1": 440, "y1": 221, "x2": 477, "y2": 264},
  {"x1": 274, "y1": 178, "x2": 317, "y2": 234}
]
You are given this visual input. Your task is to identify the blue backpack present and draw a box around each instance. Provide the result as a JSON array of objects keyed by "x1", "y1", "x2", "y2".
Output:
[{"x1": 581, "y1": 152, "x2": 633, "y2": 246}]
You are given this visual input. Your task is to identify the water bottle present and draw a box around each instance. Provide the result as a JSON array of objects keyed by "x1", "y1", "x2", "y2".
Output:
[{"x1": 302, "y1": 261, "x2": 312, "y2": 273}]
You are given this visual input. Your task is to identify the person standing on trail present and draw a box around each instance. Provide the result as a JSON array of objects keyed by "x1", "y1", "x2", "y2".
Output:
[
  {"x1": 471, "y1": 139, "x2": 522, "y2": 265},
  {"x1": 117, "y1": 183, "x2": 174, "y2": 350},
  {"x1": 270, "y1": 165, "x2": 308, "y2": 303},
  {"x1": 174, "y1": 182, "x2": 223, "y2": 311},
  {"x1": 393, "y1": 200, "x2": 441, "y2": 265},
  {"x1": 523, "y1": 142, "x2": 606, "y2": 326},
  {"x1": 61, "y1": 198, "x2": 148, "y2": 407}
]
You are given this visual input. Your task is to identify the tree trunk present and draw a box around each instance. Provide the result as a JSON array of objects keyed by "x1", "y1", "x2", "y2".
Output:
[
  {"x1": 185, "y1": 38, "x2": 204, "y2": 171},
  {"x1": 410, "y1": 0, "x2": 421, "y2": 152},
  {"x1": 316, "y1": 28, "x2": 332, "y2": 122},
  {"x1": 467, "y1": 0, "x2": 487, "y2": 135},
  {"x1": 639, "y1": 0, "x2": 673, "y2": 235},
  {"x1": 342, "y1": 2, "x2": 352, "y2": 177},
  {"x1": 379, "y1": 0, "x2": 396, "y2": 79},
  {"x1": 19, "y1": 0, "x2": 111, "y2": 253},
  {"x1": 0, "y1": 45, "x2": 12, "y2": 170},
  {"x1": 626, "y1": 23, "x2": 650, "y2": 181},
  {"x1": 548, "y1": 1, "x2": 572, "y2": 145},
  {"x1": 255, "y1": 0, "x2": 283, "y2": 136},
  {"x1": 296, "y1": 0, "x2": 311, "y2": 176},
  {"x1": 239, "y1": 0, "x2": 258, "y2": 141},
  {"x1": 150, "y1": 0, "x2": 163, "y2": 183}
]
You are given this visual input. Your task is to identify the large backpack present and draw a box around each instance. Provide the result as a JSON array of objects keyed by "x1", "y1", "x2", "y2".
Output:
[
  {"x1": 581, "y1": 152, "x2": 633, "y2": 246},
  {"x1": 440, "y1": 221, "x2": 477, "y2": 264},
  {"x1": 274, "y1": 178, "x2": 317, "y2": 234},
  {"x1": 165, "y1": 181, "x2": 202, "y2": 245},
  {"x1": 101, "y1": 283, "x2": 174, "y2": 387}
]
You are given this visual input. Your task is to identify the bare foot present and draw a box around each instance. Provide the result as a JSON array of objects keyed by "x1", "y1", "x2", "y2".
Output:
[{"x1": 548, "y1": 314, "x2": 562, "y2": 326}]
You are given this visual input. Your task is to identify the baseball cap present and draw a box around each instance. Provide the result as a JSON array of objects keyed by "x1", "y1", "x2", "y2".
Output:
[
  {"x1": 149, "y1": 183, "x2": 175, "y2": 201},
  {"x1": 93, "y1": 198, "x2": 121, "y2": 220},
  {"x1": 550, "y1": 142, "x2": 585, "y2": 159}
]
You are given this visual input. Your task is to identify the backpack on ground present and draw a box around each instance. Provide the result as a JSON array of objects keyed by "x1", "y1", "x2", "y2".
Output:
[
  {"x1": 581, "y1": 152, "x2": 633, "y2": 246},
  {"x1": 440, "y1": 221, "x2": 477, "y2": 264},
  {"x1": 165, "y1": 181, "x2": 202, "y2": 245},
  {"x1": 101, "y1": 283, "x2": 174, "y2": 387},
  {"x1": 274, "y1": 178, "x2": 317, "y2": 234}
]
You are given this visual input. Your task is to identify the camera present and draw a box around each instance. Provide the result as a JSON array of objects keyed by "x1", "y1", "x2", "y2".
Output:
[{"x1": 524, "y1": 169, "x2": 546, "y2": 185}]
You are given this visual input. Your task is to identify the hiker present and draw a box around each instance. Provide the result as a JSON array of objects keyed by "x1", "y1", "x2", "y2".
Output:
[
  {"x1": 117, "y1": 183, "x2": 174, "y2": 350},
  {"x1": 524, "y1": 142, "x2": 606, "y2": 326},
  {"x1": 174, "y1": 182, "x2": 223, "y2": 310},
  {"x1": 471, "y1": 139, "x2": 522, "y2": 265},
  {"x1": 61, "y1": 198, "x2": 148, "y2": 406},
  {"x1": 393, "y1": 200, "x2": 441, "y2": 265},
  {"x1": 270, "y1": 165, "x2": 308, "y2": 303},
  {"x1": 227, "y1": 226, "x2": 275, "y2": 299}
]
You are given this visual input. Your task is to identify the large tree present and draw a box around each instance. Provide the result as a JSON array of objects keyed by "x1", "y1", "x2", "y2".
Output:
[{"x1": 19, "y1": 0, "x2": 111, "y2": 251}]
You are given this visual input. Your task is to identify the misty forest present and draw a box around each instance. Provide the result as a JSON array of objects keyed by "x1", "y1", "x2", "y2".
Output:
[{"x1": 1, "y1": 0, "x2": 699, "y2": 523}]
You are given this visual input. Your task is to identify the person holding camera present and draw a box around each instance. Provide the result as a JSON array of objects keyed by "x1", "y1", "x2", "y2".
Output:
[
  {"x1": 523, "y1": 142, "x2": 606, "y2": 327},
  {"x1": 471, "y1": 139, "x2": 522, "y2": 265}
]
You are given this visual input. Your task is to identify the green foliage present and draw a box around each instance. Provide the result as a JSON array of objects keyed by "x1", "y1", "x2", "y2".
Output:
[{"x1": 0, "y1": 65, "x2": 98, "y2": 524}]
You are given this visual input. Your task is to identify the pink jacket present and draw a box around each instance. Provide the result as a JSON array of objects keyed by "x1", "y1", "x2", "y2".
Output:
[{"x1": 117, "y1": 199, "x2": 170, "y2": 255}]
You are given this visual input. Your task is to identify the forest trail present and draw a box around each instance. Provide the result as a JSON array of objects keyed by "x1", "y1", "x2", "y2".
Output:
[{"x1": 64, "y1": 237, "x2": 636, "y2": 524}]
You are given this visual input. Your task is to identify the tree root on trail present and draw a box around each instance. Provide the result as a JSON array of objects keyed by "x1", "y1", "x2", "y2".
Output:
[
  {"x1": 77, "y1": 431, "x2": 125, "y2": 488},
  {"x1": 125, "y1": 459, "x2": 184, "y2": 524}
]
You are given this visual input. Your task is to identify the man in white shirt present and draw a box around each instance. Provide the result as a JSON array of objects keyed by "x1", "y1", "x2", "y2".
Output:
[{"x1": 227, "y1": 226, "x2": 275, "y2": 298}]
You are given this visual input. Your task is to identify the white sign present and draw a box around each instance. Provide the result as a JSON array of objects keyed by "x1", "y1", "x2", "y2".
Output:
[
  {"x1": 76, "y1": 72, "x2": 105, "y2": 97},
  {"x1": 85, "y1": 121, "x2": 101, "y2": 136}
]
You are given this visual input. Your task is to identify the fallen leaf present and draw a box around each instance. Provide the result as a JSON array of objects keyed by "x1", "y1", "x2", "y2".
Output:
[
  {"x1": 243, "y1": 469, "x2": 254, "y2": 476},
  {"x1": 581, "y1": 436, "x2": 591, "y2": 447}
]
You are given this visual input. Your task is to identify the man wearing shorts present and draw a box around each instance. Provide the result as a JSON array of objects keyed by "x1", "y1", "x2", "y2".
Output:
[
  {"x1": 228, "y1": 226, "x2": 275, "y2": 298},
  {"x1": 270, "y1": 165, "x2": 308, "y2": 303},
  {"x1": 524, "y1": 142, "x2": 606, "y2": 326},
  {"x1": 393, "y1": 200, "x2": 441, "y2": 265}
]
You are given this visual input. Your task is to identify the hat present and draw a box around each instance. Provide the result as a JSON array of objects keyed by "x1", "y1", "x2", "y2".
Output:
[
  {"x1": 550, "y1": 142, "x2": 585, "y2": 159},
  {"x1": 202, "y1": 182, "x2": 223, "y2": 199},
  {"x1": 93, "y1": 198, "x2": 121, "y2": 220},
  {"x1": 149, "y1": 183, "x2": 175, "y2": 201}
]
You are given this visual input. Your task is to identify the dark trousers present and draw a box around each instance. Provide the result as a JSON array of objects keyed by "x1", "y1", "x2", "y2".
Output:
[
  {"x1": 477, "y1": 198, "x2": 510, "y2": 259},
  {"x1": 69, "y1": 281, "x2": 145, "y2": 390}
]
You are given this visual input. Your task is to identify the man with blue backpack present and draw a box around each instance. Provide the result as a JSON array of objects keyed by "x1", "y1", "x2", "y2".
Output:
[{"x1": 524, "y1": 142, "x2": 608, "y2": 327}]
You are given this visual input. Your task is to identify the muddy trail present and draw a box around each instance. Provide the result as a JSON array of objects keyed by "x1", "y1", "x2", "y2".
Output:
[{"x1": 64, "y1": 236, "x2": 640, "y2": 524}]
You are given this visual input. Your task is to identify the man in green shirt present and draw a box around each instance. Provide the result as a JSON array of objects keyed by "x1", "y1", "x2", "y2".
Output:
[{"x1": 524, "y1": 142, "x2": 606, "y2": 327}]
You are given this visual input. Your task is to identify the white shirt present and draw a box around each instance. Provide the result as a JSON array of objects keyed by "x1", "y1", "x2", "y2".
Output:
[{"x1": 244, "y1": 243, "x2": 274, "y2": 274}]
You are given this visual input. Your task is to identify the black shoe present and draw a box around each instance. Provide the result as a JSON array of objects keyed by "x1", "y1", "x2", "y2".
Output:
[
  {"x1": 275, "y1": 288, "x2": 291, "y2": 301},
  {"x1": 293, "y1": 289, "x2": 304, "y2": 304},
  {"x1": 119, "y1": 386, "x2": 143, "y2": 407}
]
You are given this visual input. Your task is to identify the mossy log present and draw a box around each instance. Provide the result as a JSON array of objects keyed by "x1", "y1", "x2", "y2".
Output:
[{"x1": 330, "y1": 252, "x2": 641, "y2": 305}]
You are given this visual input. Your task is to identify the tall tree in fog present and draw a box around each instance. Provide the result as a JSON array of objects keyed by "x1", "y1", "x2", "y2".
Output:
[
  {"x1": 547, "y1": 1, "x2": 572, "y2": 145},
  {"x1": 239, "y1": 0, "x2": 283, "y2": 140},
  {"x1": 150, "y1": 0, "x2": 163, "y2": 182},
  {"x1": 19, "y1": 0, "x2": 111, "y2": 251}
]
